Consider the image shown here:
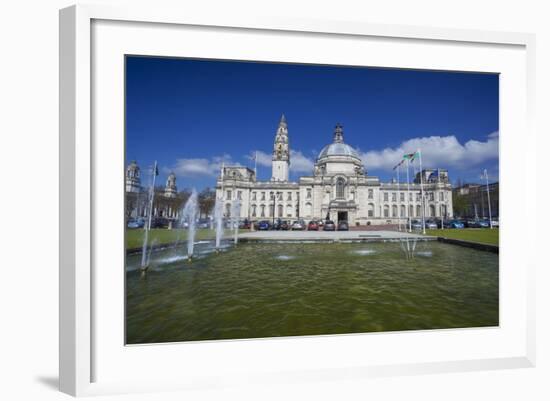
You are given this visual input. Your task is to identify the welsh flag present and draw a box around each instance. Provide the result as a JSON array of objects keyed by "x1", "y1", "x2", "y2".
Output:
[{"x1": 403, "y1": 151, "x2": 419, "y2": 161}]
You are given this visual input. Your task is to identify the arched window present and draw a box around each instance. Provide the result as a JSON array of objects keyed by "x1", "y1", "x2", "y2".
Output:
[
  {"x1": 336, "y1": 177, "x2": 345, "y2": 199},
  {"x1": 409, "y1": 205, "x2": 414, "y2": 217},
  {"x1": 225, "y1": 203, "x2": 231, "y2": 217},
  {"x1": 277, "y1": 204, "x2": 283, "y2": 217},
  {"x1": 260, "y1": 205, "x2": 265, "y2": 217},
  {"x1": 251, "y1": 205, "x2": 257, "y2": 217},
  {"x1": 416, "y1": 205, "x2": 421, "y2": 217},
  {"x1": 368, "y1": 203, "x2": 375, "y2": 217},
  {"x1": 441, "y1": 204, "x2": 447, "y2": 218},
  {"x1": 384, "y1": 205, "x2": 390, "y2": 217},
  {"x1": 400, "y1": 205, "x2": 406, "y2": 217},
  {"x1": 429, "y1": 205, "x2": 435, "y2": 217},
  {"x1": 392, "y1": 205, "x2": 398, "y2": 217}
]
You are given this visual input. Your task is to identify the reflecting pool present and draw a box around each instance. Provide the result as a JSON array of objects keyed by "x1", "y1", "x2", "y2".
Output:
[{"x1": 126, "y1": 241, "x2": 498, "y2": 344}]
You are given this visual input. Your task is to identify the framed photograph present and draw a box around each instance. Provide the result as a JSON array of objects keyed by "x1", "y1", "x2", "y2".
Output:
[{"x1": 60, "y1": 4, "x2": 536, "y2": 396}]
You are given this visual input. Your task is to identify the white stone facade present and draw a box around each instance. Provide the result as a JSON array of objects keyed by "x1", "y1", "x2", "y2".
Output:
[{"x1": 216, "y1": 117, "x2": 453, "y2": 226}]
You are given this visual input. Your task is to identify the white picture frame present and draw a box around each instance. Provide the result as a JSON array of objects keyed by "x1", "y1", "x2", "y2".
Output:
[{"x1": 59, "y1": 4, "x2": 536, "y2": 397}]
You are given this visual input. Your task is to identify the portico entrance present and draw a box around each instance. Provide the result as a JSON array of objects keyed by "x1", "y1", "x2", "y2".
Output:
[{"x1": 337, "y1": 211, "x2": 348, "y2": 223}]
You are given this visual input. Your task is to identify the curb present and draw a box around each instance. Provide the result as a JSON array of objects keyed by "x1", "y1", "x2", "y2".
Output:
[{"x1": 436, "y1": 237, "x2": 499, "y2": 253}]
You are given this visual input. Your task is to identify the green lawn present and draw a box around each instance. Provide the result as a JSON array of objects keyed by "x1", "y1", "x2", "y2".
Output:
[
  {"x1": 126, "y1": 228, "x2": 239, "y2": 249},
  {"x1": 425, "y1": 228, "x2": 499, "y2": 246}
]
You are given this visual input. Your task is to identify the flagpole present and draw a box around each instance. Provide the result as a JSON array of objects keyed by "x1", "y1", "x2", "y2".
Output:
[
  {"x1": 253, "y1": 151, "x2": 257, "y2": 178},
  {"x1": 439, "y1": 168, "x2": 444, "y2": 230},
  {"x1": 418, "y1": 149, "x2": 426, "y2": 235},
  {"x1": 484, "y1": 169, "x2": 493, "y2": 229},
  {"x1": 396, "y1": 163, "x2": 401, "y2": 231},
  {"x1": 406, "y1": 158, "x2": 411, "y2": 232}
]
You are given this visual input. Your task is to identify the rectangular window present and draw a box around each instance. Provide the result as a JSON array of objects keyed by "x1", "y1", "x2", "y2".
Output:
[
  {"x1": 237, "y1": 191, "x2": 242, "y2": 200},
  {"x1": 439, "y1": 192, "x2": 444, "y2": 201},
  {"x1": 409, "y1": 193, "x2": 413, "y2": 201},
  {"x1": 383, "y1": 192, "x2": 388, "y2": 202},
  {"x1": 429, "y1": 192, "x2": 434, "y2": 201},
  {"x1": 287, "y1": 192, "x2": 292, "y2": 201},
  {"x1": 368, "y1": 189, "x2": 373, "y2": 199},
  {"x1": 368, "y1": 209, "x2": 374, "y2": 217},
  {"x1": 400, "y1": 192, "x2": 405, "y2": 202},
  {"x1": 261, "y1": 192, "x2": 265, "y2": 201},
  {"x1": 226, "y1": 190, "x2": 232, "y2": 200},
  {"x1": 391, "y1": 192, "x2": 396, "y2": 202},
  {"x1": 306, "y1": 189, "x2": 312, "y2": 199},
  {"x1": 416, "y1": 193, "x2": 421, "y2": 201},
  {"x1": 252, "y1": 192, "x2": 256, "y2": 201}
]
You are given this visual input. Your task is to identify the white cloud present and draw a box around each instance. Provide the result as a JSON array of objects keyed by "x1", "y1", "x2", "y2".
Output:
[
  {"x1": 166, "y1": 154, "x2": 239, "y2": 178},
  {"x1": 290, "y1": 150, "x2": 314, "y2": 173},
  {"x1": 249, "y1": 149, "x2": 314, "y2": 173},
  {"x1": 249, "y1": 150, "x2": 272, "y2": 167},
  {"x1": 359, "y1": 132, "x2": 499, "y2": 172}
]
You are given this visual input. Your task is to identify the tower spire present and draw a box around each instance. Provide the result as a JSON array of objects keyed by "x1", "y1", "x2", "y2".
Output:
[
  {"x1": 333, "y1": 123, "x2": 344, "y2": 143},
  {"x1": 271, "y1": 114, "x2": 290, "y2": 182}
]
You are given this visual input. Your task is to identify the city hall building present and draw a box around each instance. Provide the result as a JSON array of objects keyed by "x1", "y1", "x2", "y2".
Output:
[{"x1": 215, "y1": 116, "x2": 453, "y2": 226}]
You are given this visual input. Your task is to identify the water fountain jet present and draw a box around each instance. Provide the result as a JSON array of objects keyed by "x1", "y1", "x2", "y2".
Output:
[
  {"x1": 231, "y1": 199, "x2": 241, "y2": 245},
  {"x1": 181, "y1": 189, "x2": 198, "y2": 260},
  {"x1": 213, "y1": 197, "x2": 224, "y2": 251}
]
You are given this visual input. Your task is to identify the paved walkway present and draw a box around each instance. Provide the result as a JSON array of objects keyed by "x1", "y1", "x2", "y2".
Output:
[{"x1": 239, "y1": 230, "x2": 435, "y2": 242}]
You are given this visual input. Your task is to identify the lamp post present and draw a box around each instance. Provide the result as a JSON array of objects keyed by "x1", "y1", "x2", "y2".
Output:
[{"x1": 272, "y1": 192, "x2": 276, "y2": 226}]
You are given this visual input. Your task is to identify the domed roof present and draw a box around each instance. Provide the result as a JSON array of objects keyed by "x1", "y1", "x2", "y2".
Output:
[
  {"x1": 317, "y1": 123, "x2": 360, "y2": 160},
  {"x1": 318, "y1": 142, "x2": 360, "y2": 159}
]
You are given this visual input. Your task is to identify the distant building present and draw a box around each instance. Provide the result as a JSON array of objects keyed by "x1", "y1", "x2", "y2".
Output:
[
  {"x1": 125, "y1": 160, "x2": 141, "y2": 193},
  {"x1": 452, "y1": 182, "x2": 499, "y2": 218},
  {"x1": 125, "y1": 165, "x2": 184, "y2": 221},
  {"x1": 216, "y1": 115, "x2": 454, "y2": 225},
  {"x1": 164, "y1": 172, "x2": 178, "y2": 198}
]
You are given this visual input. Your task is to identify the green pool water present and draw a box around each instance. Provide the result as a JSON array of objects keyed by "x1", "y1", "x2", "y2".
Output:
[{"x1": 126, "y1": 241, "x2": 498, "y2": 344}]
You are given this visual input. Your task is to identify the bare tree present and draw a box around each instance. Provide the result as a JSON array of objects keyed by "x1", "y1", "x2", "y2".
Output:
[{"x1": 198, "y1": 187, "x2": 216, "y2": 218}]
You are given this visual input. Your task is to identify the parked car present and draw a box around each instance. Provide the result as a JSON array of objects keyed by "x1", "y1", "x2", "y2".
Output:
[
  {"x1": 491, "y1": 219, "x2": 499, "y2": 227},
  {"x1": 307, "y1": 220, "x2": 319, "y2": 231},
  {"x1": 337, "y1": 220, "x2": 349, "y2": 231},
  {"x1": 127, "y1": 218, "x2": 145, "y2": 229},
  {"x1": 291, "y1": 220, "x2": 306, "y2": 230},
  {"x1": 150, "y1": 217, "x2": 169, "y2": 229},
  {"x1": 173, "y1": 220, "x2": 188, "y2": 229},
  {"x1": 323, "y1": 220, "x2": 336, "y2": 231},
  {"x1": 410, "y1": 219, "x2": 423, "y2": 230},
  {"x1": 239, "y1": 219, "x2": 251, "y2": 229},
  {"x1": 465, "y1": 219, "x2": 481, "y2": 228},
  {"x1": 425, "y1": 220, "x2": 438, "y2": 229},
  {"x1": 478, "y1": 219, "x2": 490, "y2": 228},
  {"x1": 257, "y1": 220, "x2": 271, "y2": 230},
  {"x1": 273, "y1": 219, "x2": 289, "y2": 230},
  {"x1": 444, "y1": 219, "x2": 465, "y2": 229},
  {"x1": 197, "y1": 218, "x2": 210, "y2": 229}
]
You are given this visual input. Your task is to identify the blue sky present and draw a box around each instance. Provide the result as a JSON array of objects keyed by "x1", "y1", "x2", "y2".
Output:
[{"x1": 126, "y1": 56, "x2": 499, "y2": 190}]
